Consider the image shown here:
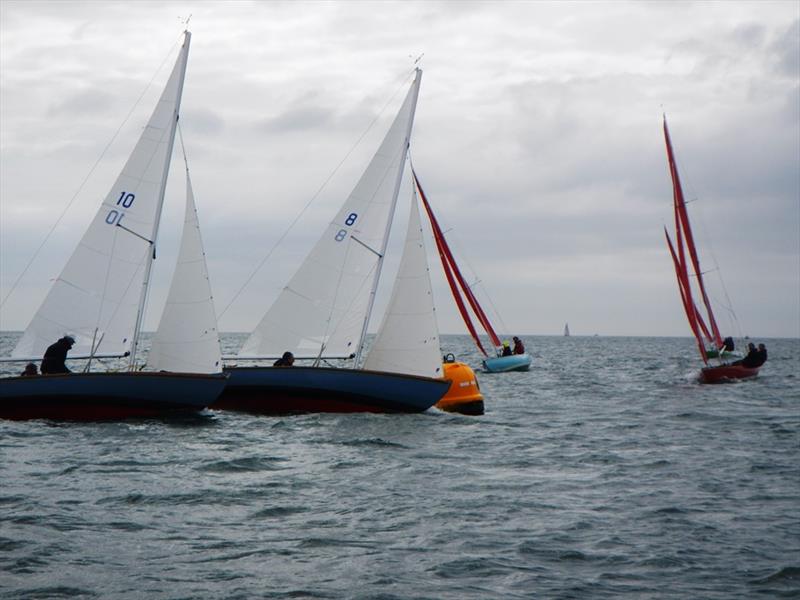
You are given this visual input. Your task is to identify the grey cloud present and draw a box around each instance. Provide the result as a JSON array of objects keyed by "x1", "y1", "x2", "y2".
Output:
[
  {"x1": 46, "y1": 88, "x2": 116, "y2": 117},
  {"x1": 771, "y1": 19, "x2": 800, "y2": 77},
  {"x1": 260, "y1": 104, "x2": 335, "y2": 134}
]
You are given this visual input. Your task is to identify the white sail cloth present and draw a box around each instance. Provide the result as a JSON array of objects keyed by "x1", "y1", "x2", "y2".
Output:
[
  {"x1": 12, "y1": 35, "x2": 190, "y2": 359},
  {"x1": 239, "y1": 70, "x2": 422, "y2": 360},
  {"x1": 363, "y1": 182, "x2": 441, "y2": 378},
  {"x1": 147, "y1": 172, "x2": 222, "y2": 373}
]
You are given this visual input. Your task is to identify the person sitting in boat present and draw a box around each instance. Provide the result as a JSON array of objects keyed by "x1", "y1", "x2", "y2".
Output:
[
  {"x1": 754, "y1": 343, "x2": 768, "y2": 367},
  {"x1": 40, "y1": 335, "x2": 75, "y2": 374},
  {"x1": 20, "y1": 362, "x2": 38, "y2": 377},
  {"x1": 722, "y1": 336, "x2": 735, "y2": 352},
  {"x1": 733, "y1": 343, "x2": 760, "y2": 368},
  {"x1": 273, "y1": 351, "x2": 295, "y2": 367},
  {"x1": 512, "y1": 336, "x2": 525, "y2": 355},
  {"x1": 500, "y1": 341, "x2": 513, "y2": 357}
]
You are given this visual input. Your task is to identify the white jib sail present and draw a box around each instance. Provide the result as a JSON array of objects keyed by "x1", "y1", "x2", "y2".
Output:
[
  {"x1": 363, "y1": 181, "x2": 442, "y2": 378},
  {"x1": 239, "y1": 70, "x2": 422, "y2": 360},
  {"x1": 12, "y1": 34, "x2": 190, "y2": 360},
  {"x1": 147, "y1": 171, "x2": 222, "y2": 373}
]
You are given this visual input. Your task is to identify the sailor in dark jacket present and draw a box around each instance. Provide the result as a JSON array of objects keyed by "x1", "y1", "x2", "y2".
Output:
[
  {"x1": 754, "y1": 344, "x2": 768, "y2": 367},
  {"x1": 273, "y1": 351, "x2": 295, "y2": 367},
  {"x1": 41, "y1": 336, "x2": 75, "y2": 374},
  {"x1": 739, "y1": 343, "x2": 760, "y2": 368}
]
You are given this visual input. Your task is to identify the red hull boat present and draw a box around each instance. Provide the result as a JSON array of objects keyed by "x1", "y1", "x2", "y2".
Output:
[
  {"x1": 700, "y1": 364, "x2": 760, "y2": 384},
  {"x1": 662, "y1": 116, "x2": 762, "y2": 384}
]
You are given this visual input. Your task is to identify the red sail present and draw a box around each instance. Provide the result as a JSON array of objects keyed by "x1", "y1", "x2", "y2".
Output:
[
  {"x1": 413, "y1": 170, "x2": 502, "y2": 353},
  {"x1": 663, "y1": 118, "x2": 723, "y2": 349},
  {"x1": 665, "y1": 229, "x2": 708, "y2": 363}
]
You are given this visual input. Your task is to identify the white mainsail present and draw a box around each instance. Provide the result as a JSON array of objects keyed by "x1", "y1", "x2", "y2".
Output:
[
  {"x1": 12, "y1": 33, "x2": 191, "y2": 360},
  {"x1": 147, "y1": 170, "x2": 222, "y2": 373},
  {"x1": 239, "y1": 69, "x2": 422, "y2": 361},
  {"x1": 363, "y1": 181, "x2": 441, "y2": 378}
]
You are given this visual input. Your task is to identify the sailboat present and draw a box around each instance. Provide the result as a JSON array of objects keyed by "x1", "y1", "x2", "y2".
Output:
[
  {"x1": 662, "y1": 116, "x2": 761, "y2": 384},
  {"x1": 564, "y1": 323, "x2": 570, "y2": 337},
  {"x1": 0, "y1": 31, "x2": 228, "y2": 420},
  {"x1": 213, "y1": 69, "x2": 450, "y2": 414},
  {"x1": 412, "y1": 170, "x2": 532, "y2": 374}
]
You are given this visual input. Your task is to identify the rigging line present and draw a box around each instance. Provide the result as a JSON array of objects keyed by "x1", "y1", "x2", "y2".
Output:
[
  {"x1": 217, "y1": 67, "x2": 419, "y2": 323},
  {"x1": 440, "y1": 216, "x2": 510, "y2": 337},
  {"x1": 0, "y1": 34, "x2": 183, "y2": 311},
  {"x1": 407, "y1": 154, "x2": 508, "y2": 340}
]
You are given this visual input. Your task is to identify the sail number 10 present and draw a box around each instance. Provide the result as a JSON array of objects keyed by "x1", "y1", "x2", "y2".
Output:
[
  {"x1": 334, "y1": 212, "x2": 358, "y2": 242},
  {"x1": 105, "y1": 191, "x2": 136, "y2": 226}
]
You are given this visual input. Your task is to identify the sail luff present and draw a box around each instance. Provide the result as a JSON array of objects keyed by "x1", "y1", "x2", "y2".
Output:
[
  {"x1": 353, "y1": 68, "x2": 422, "y2": 367},
  {"x1": 128, "y1": 31, "x2": 191, "y2": 369},
  {"x1": 663, "y1": 117, "x2": 723, "y2": 349}
]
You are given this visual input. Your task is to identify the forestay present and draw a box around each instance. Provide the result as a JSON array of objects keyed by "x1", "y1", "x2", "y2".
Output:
[
  {"x1": 363, "y1": 181, "x2": 441, "y2": 378},
  {"x1": 12, "y1": 35, "x2": 190, "y2": 360},
  {"x1": 239, "y1": 70, "x2": 422, "y2": 360},
  {"x1": 147, "y1": 171, "x2": 222, "y2": 373}
]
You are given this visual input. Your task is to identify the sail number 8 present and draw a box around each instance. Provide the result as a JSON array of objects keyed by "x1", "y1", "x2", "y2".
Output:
[
  {"x1": 105, "y1": 191, "x2": 136, "y2": 226},
  {"x1": 334, "y1": 212, "x2": 358, "y2": 242}
]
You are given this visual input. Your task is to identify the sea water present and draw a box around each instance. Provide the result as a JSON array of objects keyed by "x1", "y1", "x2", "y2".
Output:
[{"x1": 1, "y1": 333, "x2": 798, "y2": 599}]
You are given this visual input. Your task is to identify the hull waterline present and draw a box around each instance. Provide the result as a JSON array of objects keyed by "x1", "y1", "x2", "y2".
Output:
[
  {"x1": 0, "y1": 371, "x2": 227, "y2": 421},
  {"x1": 700, "y1": 364, "x2": 760, "y2": 384},
  {"x1": 483, "y1": 353, "x2": 532, "y2": 373},
  {"x1": 214, "y1": 366, "x2": 450, "y2": 415}
]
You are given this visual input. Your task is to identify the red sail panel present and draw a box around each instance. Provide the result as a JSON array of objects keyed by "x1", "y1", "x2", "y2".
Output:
[
  {"x1": 665, "y1": 229, "x2": 709, "y2": 363},
  {"x1": 413, "y1": 170, "x2": 503, "y2": 348},
  {"x1": 663, "y1": 118, "x2": 723, "y2": 348},
  {"x1": 423, "y1": 197, "x2": 488, "y2": 356}
]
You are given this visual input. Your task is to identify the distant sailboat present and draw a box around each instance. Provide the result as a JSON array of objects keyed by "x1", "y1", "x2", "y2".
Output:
[
  {"x1": 564, "y1": 323, "x2": 570, "y2": 337},
  {"x1": 662, "y1": 116, "x2": 762, "y2": 384},
  {"x1": 413, "y1": 169, "x2": 531, "y2": 373},
  {"x1": 0, "y1": 31, "x2": 227, "y2": 420}
]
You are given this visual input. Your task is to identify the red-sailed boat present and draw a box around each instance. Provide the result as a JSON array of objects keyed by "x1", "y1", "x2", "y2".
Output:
[
  {"x1": 663, "y1": 116, "x2": 760, "y2": 384},
  {"x1": 413, "y1": 169, "x2": 531, "y2": 375}
]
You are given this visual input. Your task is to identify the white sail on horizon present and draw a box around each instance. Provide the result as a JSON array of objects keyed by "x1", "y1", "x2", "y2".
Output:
[
  {"x1": 239, "y1": 70, "x2": 422, "y2": 361},
  {"x1": 147, "y1": 170, "x2": 222, "y2": 373},
  {"x1": 363, "y1": 180, "x2": 442, "y2": 378},
  {"x1": 12, "y1": 34, "x2": 191, "y2": 360}
]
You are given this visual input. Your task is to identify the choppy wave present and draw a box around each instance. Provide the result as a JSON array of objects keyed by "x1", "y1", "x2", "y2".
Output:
[{"x1": 1, "y1": 334, "x2": 798, "y2": 599}]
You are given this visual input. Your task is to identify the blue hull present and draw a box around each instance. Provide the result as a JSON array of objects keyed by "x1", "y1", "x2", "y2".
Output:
[
  {"x1": 0, "y1": 372, "x2": 228, "y2": 421},
  {"x1": 215, "y1": 366, "x2": 451, "y2": 415},
  {"x1": 483, "y1": 353, "x2": 532, "y2": 373}
]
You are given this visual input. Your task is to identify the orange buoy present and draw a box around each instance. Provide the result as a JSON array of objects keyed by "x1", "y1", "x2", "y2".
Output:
[{"x1": 436, "y1": 355, "x2": 484, "y2": 415}]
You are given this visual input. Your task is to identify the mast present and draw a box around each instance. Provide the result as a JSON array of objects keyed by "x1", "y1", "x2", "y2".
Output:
[
  {"x1": 353, "y1": 68, "x2": 422, "y2": 367},
  {"x1": 128, "y1": 31, "x2": 191, "y2": 370}
]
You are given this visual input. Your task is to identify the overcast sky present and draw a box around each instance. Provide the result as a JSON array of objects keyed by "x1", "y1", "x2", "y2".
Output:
[{"x1": 1, "y1": 0, "x2": 798, "y2": 339}]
